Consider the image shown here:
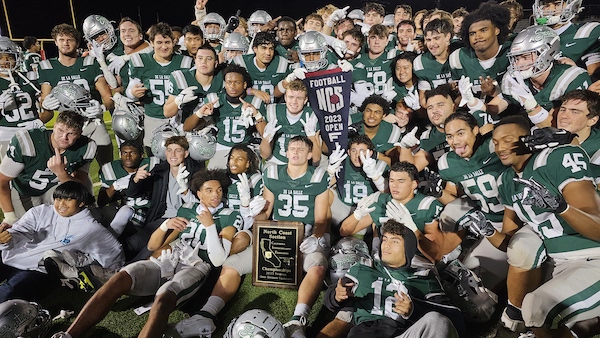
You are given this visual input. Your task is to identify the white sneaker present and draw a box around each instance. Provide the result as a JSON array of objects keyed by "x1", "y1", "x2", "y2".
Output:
[
  {"x1": 62, "y1": 249, "x2": 95, "y2": 267},
  {"x1": 501, "y1": 307, "x2": 526, "y2": 332},
  {"x1": 283, "y1": 316, "x2": 307, "y2": 338},
  {"x1": 175, "y1": 313, "x2": 216, "y2": 338}
]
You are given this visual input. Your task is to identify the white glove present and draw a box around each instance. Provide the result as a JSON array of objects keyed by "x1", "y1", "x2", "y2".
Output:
[
  {"x1": 356, "y1": 22, "x2": 371, "y2": 36},
  {"x1": 300, "y1": 112, "x2": 318, "y2": 137},
  {"x1": 174, "y1": 86, "x2": 198, "y2": 109},
  {"x1": 337, "y1": 59, "x2": 353, "y2": 72},
  {"x1": 403, "y1": 91, "x2": 421, "y2": 111},
  {"x1": 262, "y1": 118, "x2": 281, "y2": 143},
  {"x1": 395, "y1": 126, "x2": 420, "y2": 149},
  {"x1": 405, "y1": 39, "x2": 415, "y2": 52},
  {"x1": 382, "y1": 87, "x2": 397, "y2": 102},
  {"x1": 16, "y1": 119, "x2": 44, "y2": 129},
  {"x1": 112, "y1": 92, "x2": 133, "y2": 112},
  {"x1": 112, "y1": 174, "x2": 133, "y2": 191},
  {"x1": 350, "y1": 90, "x2": 367, "y2": 107},
  {"x1": 506, "y1": 72, "x2": 536, "y2": 109},
  {"x1": 385, "y1": 199, "x2": 418, "y2": 232},
  {"x1": 0, "y1": 91, "x2": 16, "y2": 112},
  {"x1": 353, "y1": 191, "x2": 380, "y2": 220},
  {"x1": 240, "y1": 106, "x2": 255, "y2": 128},
  {"x1": 176, "y1": 240, "x2": 203, "y2": 266},
  {"x1": 236, "y1": 173, "x2": 251, "y2": 207},
  {"x1": 82, "y1": 99, "x2": 103, "y2": 119},
  {"x1": 89, "y1": 40, "x2": 106, "y2": 64},
  {"x1": 149, "y1": 249, "x2": 179, "y2": 278},
  {"x1": 248, "y1": 195, "x2": 267, "y2": 216},
  {"x1": 108, "y1": 54, "x2": 130, "y2": 74},
  {"x1": 327, "y1": 6, "x2": 349, "y2": 26},
  {"x1": 458, "y1": 76, "x2": 475, "y2": 107},
  {"x1": 176, "y1": 164, "x2": 190, "y2": 194},
  {"x1": 327, "y1": 143, "x2": 348, "y2": 177},
  {"x1": 330, "y1": 38, "x2": 348, "y2": 58},
  {"x1": 285, "y1": 67, "x2": 307, "y2": 83},
  {"x1": 299, "y1": 234, "x2": 330, "y2": 254},
  {"x1": 360, "y1": 150, "x2": 382, "y2": 179},
  {"x1": 42, "y1": 93, "x2": 60, "y2": 111}
]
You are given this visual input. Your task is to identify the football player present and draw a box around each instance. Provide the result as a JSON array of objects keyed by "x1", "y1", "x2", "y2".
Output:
[
  {"x1": 124, "y1": 22, "x2": 193, "y2": 155},
  {"x1": 341, "y1": 28, "x2": 365, "y2": 61},
  {"x1": 221, "y1": 32, "x2": 250, "y2": 64},
  {"x1": 491, "y1": 115, "x2": 600, "y2": 338},
  {"x1": 199, "y1": 13, "x2": 226, "y2": 52},
  {"x1": 180, "y1": 24, "x2": 205, "y2": 59},
  {"x1": 38, "y1": 23, "x2": 114, "y2": 167},
  {"x1": 325, "y1": 220, "x2": 463, "y2": 338},
  {"x1": 275, "y1": 17, "x2": 299, "y2": 63},
  {"x1": 260, "y1": 79, "x2": 321, "y2": 165},
  {"x1": 232, "y1": 32, "x2": 288, "y2": 103},
  {"x1": 396, "y1": 20, "x2": 419, "y2": 52},
  {"x1": 20, "y1": 36, "x2": 42, "y2": 79},
  {"x1": 0, "y1": 37, "x2": 44, "y2": 158},
  {"x1": 109, "y1": 17, "x2": 153, "y2": 83},
  {"x1": 53, "y1": 169, "x2": 243, "y2": 338},
  {"x1": 0, "y1": 111, "x2": 96, "y2": 224},
  {"x1": 413, "y1": 19, "x2": 454, "y2": 108},
  {"x1": 389, "y1": 51, "x2": 420, "y2": 110},
  {"x1": 81, "y1": 15, "x2": 120, "y2": 90}
]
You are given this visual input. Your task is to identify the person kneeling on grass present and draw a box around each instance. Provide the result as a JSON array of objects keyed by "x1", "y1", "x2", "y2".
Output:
[
  {"x1": 0, "y1": 181, "x2": 124, "y2": 302},
  {"x1": 52, "y1": 169, "x2": 243, "y2": 338}
]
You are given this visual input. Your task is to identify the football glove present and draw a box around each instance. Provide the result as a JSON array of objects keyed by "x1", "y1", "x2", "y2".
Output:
[
  {"x1": 423, "y1": 167, "x2": 445, "y2": 198},
  {"x1": 519, "y1": 127, "x2": 576, "y2": 153},
  {"x1": 463, "y1": 210, "x2": 495, "y2": 237},
  {"x1": 513, "y1": 177, "x2": 568, "y2": 214}
]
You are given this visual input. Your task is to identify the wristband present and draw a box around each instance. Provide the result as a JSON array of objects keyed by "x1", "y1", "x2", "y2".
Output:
[
  {"x1": 467, "y1": 98, "x2": 484, "y2": 112},
  {"x1": 2, "y1": 211, "x2": 17, "y2": 225},
  {"x1": 246, "y1": 88, "x2": 253, "y2": 95},
  {"x1": 527, "y1": 107, "x2": 549, "y2": 124},
  {"x1": 253, "y1": 111, "x2": 264, "y2": 122},
  {"x1": 277, "y1": 80, "x2": 286, "y2": 94},
  {"x1": 159, "y1": 220, "x2": 169, "y2": 231}
]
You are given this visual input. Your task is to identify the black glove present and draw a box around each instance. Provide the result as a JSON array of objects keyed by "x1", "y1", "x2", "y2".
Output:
[
  {"x1": 225, "y1": 10, "x2": 241, "y2": 33},
  {"x1": 424, "y1": 167, "x2": 445, "y2": 198},
  {"x1": 516, "y1": 127, "x2": 576, "y2": 155},
  {"x1": 463, "y1": 210, "x2": 496, "y2": 237},
  {"x1": 513, "y1": 177, "x2": 568, "y2": 213}
]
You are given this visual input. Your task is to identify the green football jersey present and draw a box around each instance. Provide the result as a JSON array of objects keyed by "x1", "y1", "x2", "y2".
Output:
[
  {"x1": 21, "y1": 52, "x2": 42, "y2": 73},
  {"x1": 580, "y1": 128, "x2": 600, "y2": 182},
  {"x1": 413, "y1": 52, "x2": 453, "y2": 91},
  {"x1": 497, "y1": 145, "x2": 600, "y2": 259},
  {"x1": 263, "y1": 163, "x2": 329, "y2": 225},
  {"x1": 449, "y1": 42, "x2": 511, "y2": 96},
  {"x1": 340, "y1": 156, "x2": 389, "y2": 206},
  {"x1": 176, "y1": 203, "x2": 243, "y2": 267},
  {"x1": 168, "y1": 68, "x2": 224, "y2": 120},
  {"x1": 202, "y1": 92, "x2": 266, "y2": 148},
  {"x1": 557, "y1": 22, "x2": 600, "y2": 70},
  {"x1": 6, "y1": 129, "x2": 96, "y2": 196},
  {"x1": 227, "y1": 172, "x2": 264, "y2": 211},
  {"x1": 370, "y1": 192, "x2": 443, "y2": 233},
  {"x1": 0, "y1": 75, "x2": 41, "y2": 132},
  {"x1": 500, "y1": 63, "x2": 590, "y2": 111},
  {"x1": 438, "y1": 138, "x2": 505, "y2": 223},
  {"x1": 233, "y1": 54, "x2": 289, "y2": 101},
  {"x1": 420, "y1": 126, "x2": 450, "y2": 162},
  {"x1": 38, "y1": 56, "x2": 103, "y2": 101},
  {"x1": 265, "y1": 103, "x2": 317, "y2": 163},
  {"x1": 346, "y1": 260, "x2": 445, "y2": 325},
  {"x1": 128, "y1": 52, "x2": 193, "y2": 118},
  {"x1": 359, "y1": 121, "x2": 402, "y2": 153},
  {"x1": 350, "y1": 49, "x2": 400, "y2": 96}
]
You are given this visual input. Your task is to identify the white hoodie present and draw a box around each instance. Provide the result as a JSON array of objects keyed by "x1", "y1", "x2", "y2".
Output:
[{"x1": 0, "y1": 204, "x2": 124, "y2": 272}]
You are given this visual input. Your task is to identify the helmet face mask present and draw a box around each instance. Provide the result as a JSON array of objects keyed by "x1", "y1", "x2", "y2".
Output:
[
  {"x1": 248, "y1": 10, "x2": 272, "y2": 38},
  {"x1": 51, "y1": 82, "x2": 94, "y2": 114},
  {"x1": 298, "y1": 32, "x2": 329, "y2": 72},
  {"x1": 83, "y1": 15, "x2": 118, "y2": 50},
  {"x1": 533, "y1": 0, "x2": 583, "y2": 26},
  {"x1": 0, "y1": 37, "x2": 23, "y2": 74},
  {"x1": 201, "y1": 13, "x2": 226, "y2": 41},
  {"x1": 507, "y1": 25, "x2": 560, "y2": 79},
  {"x1": 223, "y1": 32, "x2": 250, "y2": 62}
]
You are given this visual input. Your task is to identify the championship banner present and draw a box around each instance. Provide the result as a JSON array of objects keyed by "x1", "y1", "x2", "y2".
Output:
[{"x1": 303, "y1": 67, "x2": 352, "y2": 194}]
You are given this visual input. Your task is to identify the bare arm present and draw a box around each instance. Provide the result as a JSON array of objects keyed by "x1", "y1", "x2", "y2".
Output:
[
  {"x1": 561, "y1": 180, "x2": 600, "y2": 241},
  {"x1": 0, "y1": 173, "x2": 14, "y2": 213},
  {"x1": 340, "y1": 214, "x2": 373, "y2": 237},
  {"x1": 312, "y1": 190, "x2": 330, "y2": 238},
  {"x1": 256, "y1": 186, "x2": 274, "y2": 221},
  {"x1": 39, "y1": 84, "x2": 54, "y2": 123},
  {"x1": 163, "y1": 95, "x2": 179, "y2": 118},
  {"x1": 147, "y1": 217, "x2": 188, "y2": 251}
]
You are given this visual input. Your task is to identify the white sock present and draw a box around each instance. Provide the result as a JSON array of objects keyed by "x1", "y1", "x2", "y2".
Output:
[
  {"x1": 200, "y1": 296, "x2": 225, "y2": 317},
  {"x1": 293, "y1": 303, "x2": 310, "y2": 319}
]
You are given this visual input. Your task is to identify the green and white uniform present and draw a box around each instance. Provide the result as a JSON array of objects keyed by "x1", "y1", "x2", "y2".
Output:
[
  {"x1": 414, "y1": 52, "x2": 453, "y2": 91},
  {"x1": 0, "y1": 74, "x2": 41, "y2": 143},
  {"x1": 370, "y1": 192, "x2": 443, "y2": 233},
  {"x1": 264, "y1": 103, "x2": 317, "y2": 164},
  {"x1": 580, "y1": 128, "x2": 600, "y2": 185},
  {"x1": 351, "y1": 49, "x2": 400, "y2": 96},
  {"x1": 233, "y1": 54, "x2": 289, "y2": 101},
  {"x1": 359, "y1": 120, "x2": 402, "y2": 154},
  {"x1": 556, "y1": 22, "x2": 600, "y2": 70},
  {"x1": 420, "y1": 126, "x2": 450, "y2": 164},
  {"x1": 21, "y1": 51, "x2": 42, "y2": 79},
  {"x1": 227, "y1": 172, "x2": 264, "y2": 211},
  {"x1": 168, "y1": 68, "x2": 224, "y2": 121},
  {"x1": 38, "y1": 56, "x2": 103, "y2": 101},
  {"x1": 438, "y1": 138, "x2": 504, "y2": 226}
]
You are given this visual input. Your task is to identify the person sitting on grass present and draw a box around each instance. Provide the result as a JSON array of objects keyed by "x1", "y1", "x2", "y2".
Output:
[
  {"x1": 0, "y1": 181, "x2": 124, "y2": 302},
  {"x1": 52, "y1": 169, "x2": 243, "y2": 338}
]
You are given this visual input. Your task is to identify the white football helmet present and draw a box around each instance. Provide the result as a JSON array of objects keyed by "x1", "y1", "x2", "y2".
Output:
[
  {"x1": 0, "y1": 36, "x2": 22, "y2": 74},
  {"x1": 200, "y1": 13, "x2": 227, "y2": 41},
  {"x1": 223, "y1": 32, "x2": 250, "y2": 62},
  {"x1": 112, "y1": 109, "x2": 142, "y2": 141},
  {"x1": 151, "y1": 122, "x2": 180, "y2": 160},
  {"x1": 298, "y1": 31, "x2": 329, "y2": 72},
  {"x1": 442, "y1": 259, "x2": 498, "y2": 323},
  {"x1": 533, "y1": 0, "x2": 583, "y2": 26},
  {"x1": 0, "y1": 299, "x2": 52, "y2": 338},
  {"x1": 51, "y1": 82, "x2": 94, "y2": 114},
  {"x1": 507, "y1": 25, "x2": 560, "y2": 79},
  {"x1": 383, "y1": 14, "x2": 395, "y2": 27},
  {"x1": 186, "y1": 130, "x2": 217, "y2": 161},
  {"x1": 248, "y1": 10, "x2": 272, "y2": 38},
  {"x1": 348, "y1": 9, "x2": 364, "y2": 21},
  {"x1": 224, "y1": 309, "x2": 285, "y2": 338},
  {"x1": 329, "y1": 237, "x2": 371, "y2": 284},
  {"x1": 82, "y1": 15, "x2": 117, "y2": 50}
]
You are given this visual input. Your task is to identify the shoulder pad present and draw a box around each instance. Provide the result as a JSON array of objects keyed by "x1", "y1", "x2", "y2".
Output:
[
  {"x1": 388, "y1": 123, "x2": 402, "y2": 143},
  {"x1": 82, "y1": 139, "x2": 97, "y2": 160},
  {"x1": 218, "y1": 208, "x2": 234, "y2": 216},
  {"x1": 181, "y1": 55, "x2": 193, "y2": 69},
  {"x1": 418, "y1": 195, "x2": 436, "y2": 210},
  {"x1": 100, "y1": 162, "x2": 118, "y2": 181},
  {"x1": 266, "y1": 104, "x2": 277, "y2": 121},
  {"x1": 275, "y1": 57, "x2": 288, "y2": 73}
]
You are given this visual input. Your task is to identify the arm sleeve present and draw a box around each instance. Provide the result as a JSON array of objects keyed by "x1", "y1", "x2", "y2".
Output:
[{"x1": 205, "y1": 224, "x2": 232, "y2": 267}]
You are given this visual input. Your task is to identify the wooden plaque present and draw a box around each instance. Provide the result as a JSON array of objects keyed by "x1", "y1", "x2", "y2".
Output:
[{"x1": 252, "y1": 221, "x2": 304, "y2": 289}]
